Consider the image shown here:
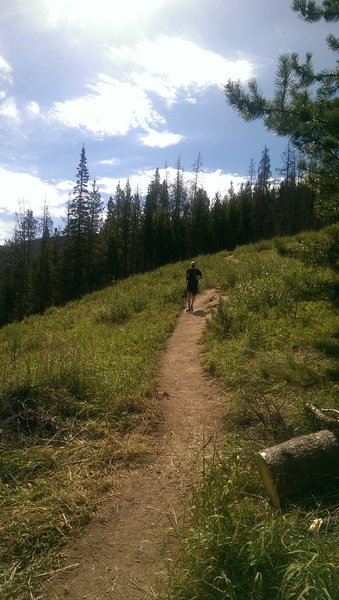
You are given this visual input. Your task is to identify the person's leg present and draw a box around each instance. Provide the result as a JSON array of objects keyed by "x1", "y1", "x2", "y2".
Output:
[
  {"x1": 190, "y1": 293, "x2": 196, "y2": 311},
  {"x1": 186, "y1": 292, "x2": 192, "y2": 311}
]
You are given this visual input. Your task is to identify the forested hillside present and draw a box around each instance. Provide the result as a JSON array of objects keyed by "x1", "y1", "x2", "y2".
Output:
[{"x1": 0, "y1": 143, "x2": 319, "y2": 328}]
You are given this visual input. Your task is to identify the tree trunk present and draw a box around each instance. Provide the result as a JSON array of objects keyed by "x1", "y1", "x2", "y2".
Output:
[{"x1": 256, "y1": 430, "x2": 339, "y2": 509}]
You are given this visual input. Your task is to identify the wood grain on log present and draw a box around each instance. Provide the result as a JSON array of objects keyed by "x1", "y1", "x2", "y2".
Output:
[{"x1": 256, "y1": 430, "x2": 339, "y2": 509}]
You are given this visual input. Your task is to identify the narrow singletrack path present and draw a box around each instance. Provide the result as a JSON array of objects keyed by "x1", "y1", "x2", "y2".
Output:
[{"x1": 46, "y1": 289, "x2": 223, "y2": 599}]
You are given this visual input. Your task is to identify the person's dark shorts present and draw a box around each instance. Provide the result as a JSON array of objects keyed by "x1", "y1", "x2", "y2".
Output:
[{"x1": 187, "y1": 281, "x2": 198, "y2": 294}]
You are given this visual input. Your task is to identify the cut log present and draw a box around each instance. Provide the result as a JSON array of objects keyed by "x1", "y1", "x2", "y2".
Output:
[{"x1": 256, "y1": 430, "x2": 339, "y2": 509}]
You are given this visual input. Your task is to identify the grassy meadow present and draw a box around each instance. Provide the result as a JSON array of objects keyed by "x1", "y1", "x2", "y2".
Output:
[
  {"x1": 0, "y1": 263, "x2": 189, "y2": 599},
  {"x1": 166, "y1": 224, "x2": 339, "y2": 600},
  {"x1": 0, "y1": 223, "x2": 338, "y2": 599}
]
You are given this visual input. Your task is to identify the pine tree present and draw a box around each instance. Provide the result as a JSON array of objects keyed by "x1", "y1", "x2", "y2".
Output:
[
  {"x1": 143, "y1": 168, "x2": 162, "y2": 269},
  {"x1": 102, "y1": 196, "x2": 121, "y2": 284},
  {"x1": 35, "y1": 201, "x2": 54, "y2": 312},
  {"x1": 154, "y1": 175, "x2": 173, "y2": 266},
  {"x1": 253, "y1": 146, "x2": 275, "y2": 240},
  {"x1": 224, "y1": 0, "x2": 339, "y2": 221},
  {"x1": 238, "y1": 181, "x2": 254, "y2": 245},
  {"x1": 87, "y1": 179, "x2": 104, "y2": 289},
  {"x1": 187, "y1": 187, "x2": 211, "y2": 256},
  {"x1": 13, "y1": 203, "x2": 38, "y2": 317},
  {"x1": 0, "y1": 241, "x2": 16, "y2": 325},
  {"x1": 63, "y1": 145, "x2": 91, "y2": 298},
  {"x1": 248, "y1": 158, "x2": 256, "y2": 192},
  {"x1": 210, "y1": 192, "x2": 228, "y2": 251},
  {"x1": 170, "y1": 156, "x2": 188, "y2": 261},
  {"x1": 121, "y1": 180, "x2": 132, "y2": 276},
  {"x1": 129, "y1": 189, "x2": 142, "y2": 274},
  {"x1": 226, "y1": 182, "x2": 240, "y2": 249},
  {"x1": 190, "y1": 152, "x2": 203, "y2": 201}
]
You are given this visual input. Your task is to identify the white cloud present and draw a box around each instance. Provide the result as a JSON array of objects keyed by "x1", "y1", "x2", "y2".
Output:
[
  {"x1": 32, "y1": 0, "x2": 173, "y2": 32},
  {"x1": 110, "y1": 35, "x2": 254, "y2": 103},
  {"x1": 26, "y1": 101, "x2": 40, "y2": 116},
  {"x1": 97, "y1": 158, "x2": 121, "y2": 167},
  {"x1": 55, "y1": 180, "x2": 73, "y2": 192},
  {"x1": 0, "y1": 55, "x2": 13, "y2": 81},
  {"x1": 139, "y1": 129, "x2": 184, "y2": 148},
  {"x1": 0, "y1": 56, "x2": 17, "y2": 120},
  {"x1": 202, "y1": 169, "x2": 246, "y2": 198},
  {"x1": 0, "y1": 214, "x2": 16, "y2": 244},
  {"x1": 47, "y1": 35, "x2": 253, "y2": 145},
  {"x1": 0, "y1": 167, "x2": 69, "y2": 241},
  {"x1": 0, "y1": 96, "x2": 19, "y2": 119},
  {"x1": 48, "y1": 74, "x2": 165, "y2": 137},
  {"x1": 97, "y1": 166, "x2": 246, "y2": 199}
]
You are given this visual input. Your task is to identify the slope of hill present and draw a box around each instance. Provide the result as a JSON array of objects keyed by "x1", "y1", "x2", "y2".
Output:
[
  {"x1": 167, "y1": 224, "x2": 339, "y2": 600},
  {"x1": 0, "y1": 223, "x2": 338, "y2": 599}
]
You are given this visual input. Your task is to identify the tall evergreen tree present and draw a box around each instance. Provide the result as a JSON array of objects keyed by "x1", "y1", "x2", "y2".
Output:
[
  {"x1": 12, "y1": 204, "x2": 38, "y2": 317},
  {"x1": 129, "y1": 189, "x2": 143, "y2": 274},
  {"x1": 187, "y1": 187, "x2": 211, "y2": 256},
  {"x1": 143, "y1": 168, "x2": 162, "y2": 269},
  {"x1": 170, "y1": 156, "x2": 188, "y2": 261},
  {"x1": 35, "y1": 201, "x2": 54, "y2": 312},
  {"x1": 156, "y1": 175, "x2": 174, "y2": 266},
  {"x1": 238, "y1": 181, "x2": 254, "y2": 245},
  {"x1": 190, "y1": 152, "x2": 203, "y2": 201},
  {"x1": 120, "y1": 180, "x2": 132, "y2": 276},
  {"x1": 63, "y1": 145, "x2": 91, "y2": 298},
  {"x1": 101, "y1": 196, "x2": 121, "y2": 283},
  {"x1": 248, "y1": 158, "x2": 256, "y2": 192},
  {"x1": 224, "y1": 0, "x2": 339, "y2": 222},
  {"x1": 225, "y1": 182, "x2": 240, "y2": 249},
  {"x1": 253, "y1": 146, "x2": 274, "y2": 239},
  {"x1": 87, "y1": 179, "x2": 104, "y2": 289},
  {"x1": 210, "y1": 192, "x2": 227, "y2": 252}
]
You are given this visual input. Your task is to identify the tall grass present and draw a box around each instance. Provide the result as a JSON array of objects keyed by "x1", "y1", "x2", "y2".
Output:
[
  {"x1": 0, "y1": 262, "x2": 188, "y2": 599},
  {"x1": 166, "y1": 450, "x2": 338, "y2": 600},
  {"x1": 166, "y1": 224, "x2": 339, "y2": 600},
  {"x1": 1, "y1": 226, "x2": 338, "y2": 599}
]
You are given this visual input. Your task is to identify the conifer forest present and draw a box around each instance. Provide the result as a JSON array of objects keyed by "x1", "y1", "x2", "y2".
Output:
[
  {"x1": 1, "y1": 0, "x2": 338, "y2": 328},
  {"x1": 0, "y1": 143, "x2": 320, "y2": 328}
]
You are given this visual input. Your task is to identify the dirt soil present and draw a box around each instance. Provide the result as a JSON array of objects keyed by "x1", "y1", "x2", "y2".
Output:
[{"x1": 44, "y1": 289, "x2": 224, "y2": 600}]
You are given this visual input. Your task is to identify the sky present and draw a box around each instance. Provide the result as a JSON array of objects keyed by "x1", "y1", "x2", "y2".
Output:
[{"x1": 0, "y1": 0, "x2": 336, "y2": 242}]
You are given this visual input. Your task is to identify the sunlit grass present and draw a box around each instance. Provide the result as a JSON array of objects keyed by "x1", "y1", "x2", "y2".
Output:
[
  {"x1": 1, "y1": 224, "x2": 338, "y2": 599},
  {"x1": 0, "y1": 261, "x2": 190, "y2": 599},
  {"x1": 166, "y1": 224, "x2": 339, "y2": 600}
]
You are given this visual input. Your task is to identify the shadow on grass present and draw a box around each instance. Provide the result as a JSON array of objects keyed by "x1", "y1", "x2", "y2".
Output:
[
  {"x1": 314, "y1": 340, "x2": 339, "y2": 359},
  {"x1": 326, "y1": 367, "x2": 339, "y2": 381},
  {"x1": 322, "y1": 279, "x2": 339, "y2": 307},
  {"x1": 284, "y1": 486, "x2": 339, "y2": 513}
]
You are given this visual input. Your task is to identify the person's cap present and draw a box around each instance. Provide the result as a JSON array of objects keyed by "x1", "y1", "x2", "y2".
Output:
[{"x1": 191, "y1": 261, "x2": 195, "y2": 267}]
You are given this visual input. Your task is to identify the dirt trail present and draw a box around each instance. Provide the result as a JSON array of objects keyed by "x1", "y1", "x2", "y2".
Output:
[{"x1": 46, "y1": 289, "x2": 223, "y2": 600}]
